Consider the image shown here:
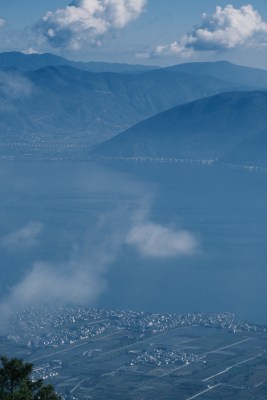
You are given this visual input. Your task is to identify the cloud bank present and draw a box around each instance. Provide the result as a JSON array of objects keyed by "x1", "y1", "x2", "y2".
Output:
[
  {"x1": 1, "y1": 221, "x2": 43, "y2": 250},
  {"x1": 22, "y1": 48, "x2": 41, "y2": 55},
  {"x1": 36, "y1": 0, "x2": 147, "y2": 50},
  {"x1": 0, "y1": 207, "x2": 198, "y2": 320},
  {"x1": 126, "y1": 222, "x2": 197, "y2": 258},
  {"x1": 0, "y1": 71, "x2": 34, "y2": 100},
  {"x1": 0, "y1": 211, "x2": 125, "y2": 319},
  {"x1": 156, "y1": 4, "x2": 267, "y2": 56}
]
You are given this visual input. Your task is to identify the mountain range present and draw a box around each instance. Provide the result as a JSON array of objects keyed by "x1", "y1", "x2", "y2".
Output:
[
  {"x1": 166, "y1": 61, "x2": 267, "y2": 89},
  {"x1": 0, "y1": 52, "x2": 267, "y2": 165},
  {"x1": 92, "y1": 91, "x2": 267, "y2": 167},
  {"x1": 0, "y1": 57, "x2": 251, "y2": 150},
  {"x1": 0, "y1": 51, "x2": 157, "y2": 74},
  {"x1": 0, "y1": 66, "x2": 241, "y2": 149}
]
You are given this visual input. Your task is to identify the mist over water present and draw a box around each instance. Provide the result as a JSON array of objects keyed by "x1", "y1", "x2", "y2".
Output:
[{"x1": 0, "y1": 161, "x2": 267, "y2": 325}]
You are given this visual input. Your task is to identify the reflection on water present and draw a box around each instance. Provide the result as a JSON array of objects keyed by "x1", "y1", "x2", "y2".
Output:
[{"x1": 0, "y1": 161, "x2": 267, "y2": 324}]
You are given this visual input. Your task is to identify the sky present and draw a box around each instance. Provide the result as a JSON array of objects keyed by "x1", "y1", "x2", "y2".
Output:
[{"x1": 0, "y1": 0, "x2": 267, "y2": 68}]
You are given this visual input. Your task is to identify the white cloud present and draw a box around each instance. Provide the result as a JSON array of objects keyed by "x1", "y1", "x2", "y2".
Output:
[
  {"x1": 126, "y1": 221, "x2": 197, "y2": 258},
  {"x1": 0, "y1": 166, "x2": 198, "y2": 321},
  {"x1": 0, "y1": 211, "x2": 126, "y2": 316},
  {"x1": 0, "y1": 18, "x2": 5, "y2": 27},
  {"x1": 0, "y1": 208, "x2": 198, "y2": 319},
  {"x1": 36, "y1": 0, "x2": 147, "y2": 50},
  {"x1": 1, "y1": 221, "x2": 43, "y2": 250},
  {"x1": 155, "y1": 37, "x2": 194, "y2": 58},
  {"x1": 5, "y1": 260, "x2": 105, "y2": 308},
  {"x1": 0, "y1": 259, "x2": 108, "y2": 322},
  {"x1": 0, "y1": 71, "x2": 34, "y2": 99},
  {"x1": 22, "y1": 48, "x2": 41, "y2": 55},
  {"x1": 156, "y1": 4, "x2": 267, "y2": 56}
]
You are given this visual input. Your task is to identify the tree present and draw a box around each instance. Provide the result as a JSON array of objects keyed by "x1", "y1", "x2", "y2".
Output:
[{"x1": 0, "y1": 356, "x2": 61, "y2": 400}]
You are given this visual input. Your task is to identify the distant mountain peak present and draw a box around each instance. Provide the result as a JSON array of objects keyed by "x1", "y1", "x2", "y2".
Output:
[{"x1": 0, "y1": 51, "x2": 158, "y2": 74}]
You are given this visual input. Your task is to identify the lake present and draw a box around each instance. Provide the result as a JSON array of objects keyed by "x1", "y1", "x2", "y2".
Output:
[{"x1": 0, "y1": 161, "x2": 266, "y2": 324}]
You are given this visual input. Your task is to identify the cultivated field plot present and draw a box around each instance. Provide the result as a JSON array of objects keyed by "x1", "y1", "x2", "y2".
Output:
[{"x1": 2, "y1": 324, "x2": 267, "y2": 399}]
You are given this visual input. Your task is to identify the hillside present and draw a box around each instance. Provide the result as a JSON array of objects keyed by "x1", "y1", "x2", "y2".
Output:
[
  {"x1": 0, "y1": 65, "x2": 245, "y2": 157},
  {"x1": 92, "y1": 91, "x2": 267, "y2": 165},
  {"x1": 166, "y1": 61, "x2": 267, "y2": 89},
  {"x1": 1, "y1": 56, "x2": 267, "y2": 160}
]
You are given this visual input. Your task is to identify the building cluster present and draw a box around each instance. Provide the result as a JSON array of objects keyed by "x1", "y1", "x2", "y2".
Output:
[
  {"x1": 7, "y1": 307, "x2": 266, "y2": 351},
  {"x1": 128, "y1": 347, "x2": 199, "y2": 367},
  {"x1": 31, "y1": 360, "x2": 62, "y2": 381}
]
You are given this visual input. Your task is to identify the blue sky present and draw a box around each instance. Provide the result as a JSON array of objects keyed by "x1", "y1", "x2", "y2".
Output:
[{"x1": 0, "y1": 1, "x2": 267, "y2": 68}]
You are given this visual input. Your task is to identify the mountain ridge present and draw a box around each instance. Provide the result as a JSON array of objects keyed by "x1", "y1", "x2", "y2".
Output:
[
  {"x1": 0, "y1": 51, "x2": 158, "y2": 74},
  {"x1": 165, "y1": 61, "x2": 267, "y2": 88},
  {"x1": 1, "y1": 55, "x2": 267, "y2": 160},
  {"x1": 91, "y1": 90, "x2": 267, "y2": 167},
  {"x1": 0, "y1": 65, "x2": 249, "y2": 153}
]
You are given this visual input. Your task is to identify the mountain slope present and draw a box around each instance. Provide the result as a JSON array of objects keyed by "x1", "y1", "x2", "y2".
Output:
[
  {"x1": 92, "y1": 91, "x2": 267, "y2": 163},
  {"x1": 2, "y1": 53, "x2": 267, "y2": 89},
  {"x1": 0, "y1": 66, "x2": 247, "y2": 153},
  {"x1": 166, "y1": 61, "x2": 267, "y2": 89}
]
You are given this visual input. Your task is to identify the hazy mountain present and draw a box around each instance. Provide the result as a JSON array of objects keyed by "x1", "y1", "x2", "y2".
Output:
[
  {"x1": 0, "y1": 51, "x2": 157, "y2": 74},
  {"x1": 0, "y1": 65, "x2": 247, "y2": 155},
  {"x1": 166, "y1": 61, "x2": 267, "y2": 89},
  {"x1": 92, "y1": 91, "x2": 267, "y2": 164},
  {"x1": 2, "y1": 53, "x2": 267, "y2": 88}
]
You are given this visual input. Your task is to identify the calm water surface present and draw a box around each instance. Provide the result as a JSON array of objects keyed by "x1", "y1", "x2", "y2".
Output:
[{"x1": 0, "y1": 161, "x2": 266, "y2": 324}]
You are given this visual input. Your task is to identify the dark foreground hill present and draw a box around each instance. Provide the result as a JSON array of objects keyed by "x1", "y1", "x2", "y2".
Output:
[{"x1": 92, "y1": 91, "x2": 267, "y2": 166}]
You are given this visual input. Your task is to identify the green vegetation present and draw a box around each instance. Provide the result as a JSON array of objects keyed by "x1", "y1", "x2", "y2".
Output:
[{"x1": 0, "y1": 356, "x2": 61, "y2": 400}]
